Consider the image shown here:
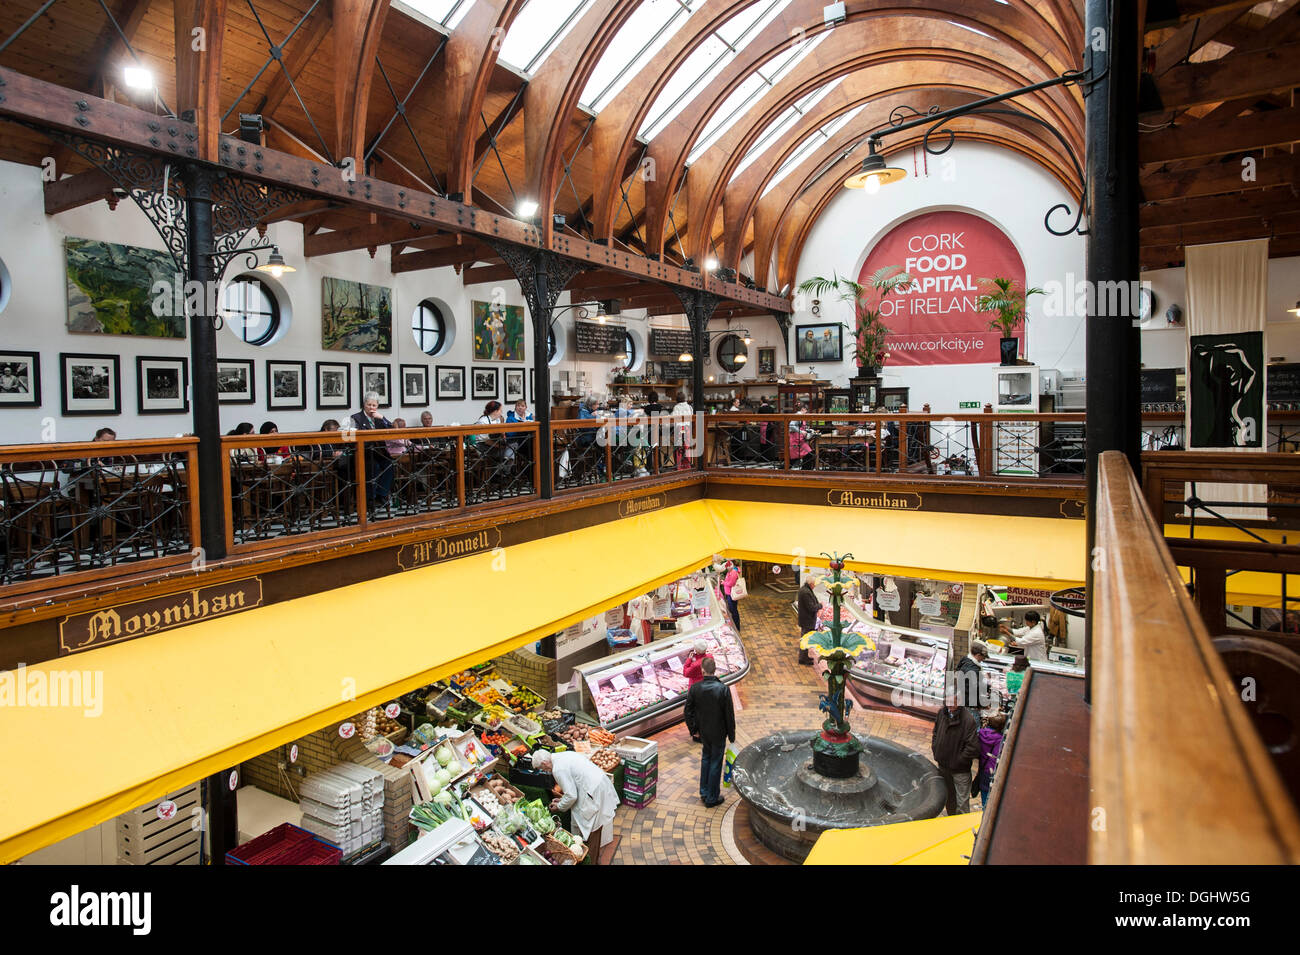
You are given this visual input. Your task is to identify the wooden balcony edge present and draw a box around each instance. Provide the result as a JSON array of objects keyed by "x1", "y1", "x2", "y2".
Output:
[
  {"x1": 703, "y1": 469, "x2": 1087, "y2": 498},
  {"x1": 1090, "y1": 451, "x2": 1300, "y2": 864}
]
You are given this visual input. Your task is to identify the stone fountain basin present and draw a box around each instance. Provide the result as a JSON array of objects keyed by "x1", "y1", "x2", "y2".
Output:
[{"x1": 731, "y1": 730, "x2": 948, "y2": 862}]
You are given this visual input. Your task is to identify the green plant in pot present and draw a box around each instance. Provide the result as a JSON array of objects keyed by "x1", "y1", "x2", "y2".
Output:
[
  {"x1": 796, "y1": 266, "x2": 913, "y2": 376},
  {"x1": 975, "y1": 276, "x2": 1043, "y2": 366}
]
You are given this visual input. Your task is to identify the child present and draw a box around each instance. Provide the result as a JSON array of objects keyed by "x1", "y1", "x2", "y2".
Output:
[
  {"x1": 1005, "y1": 655, "x2": 1029, "y2": 696},
  {"x1": 975, "y1": 713, "x2": 1006, "y2": 808}
]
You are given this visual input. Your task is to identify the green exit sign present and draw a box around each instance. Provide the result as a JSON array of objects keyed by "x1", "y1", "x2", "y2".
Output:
[{"x1": 958, "y1": 401, "x2": 981, "y2": 409}]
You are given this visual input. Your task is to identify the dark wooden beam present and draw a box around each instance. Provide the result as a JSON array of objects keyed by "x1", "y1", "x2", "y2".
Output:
[
  {"x1": 462, "y1": 264, "x2": 516, "y2": 285},
  {"x1": 391, "y1": 245, "x2": 496, "y2": 273},
  {"x1": 1146, "y1": 1, "x2": 1260, "y2": 30},
  {"x1": 1141, "y1": 153, "x2": 1300, "y2": 200},
  {"x1": 43, "y1": 169, "x2": 116, "y2": 215},
  {"x1": 1141, "y1": 187, "x2": 1300, "y2": 227},
  {"x1": 1148, "y1": 40, "x2": 1300, "y2": 114},
  {"x1": 1140, "y1": 105, "x2": 1300, "y2": 164},
  {"x1": 1140, "y1": 209, "x2": 1300, "y2": 246},
  {"x1": 1148, "y1": 7, "x2": 1250, "y2": 74},
  {"x1": 304, "y1": 220, "x2": 434, "y2": 257},
  {"x1": 1142, "y1": 232, "x2": 1300, "y2": 268}
]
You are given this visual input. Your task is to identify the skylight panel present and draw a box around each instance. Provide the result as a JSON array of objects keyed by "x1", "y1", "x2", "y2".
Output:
[
  {"x1": 498, "y1": 0, "x2": 596, "y2": 75},
  {"x1": 761, "y1": 103, "x2": 864, "y2": 196},
  {"x1": 397, "y1": 0, "x2": 477, "y2": 30},
  {"x1": 729, "y1": 77, "x2": 839, "y2": 179},
  {"x1": 581, "y1": 0, "x2": 705, "y2": 113}
]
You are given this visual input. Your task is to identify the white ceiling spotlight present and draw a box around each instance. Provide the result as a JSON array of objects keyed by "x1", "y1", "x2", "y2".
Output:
[
  {"x1": 123, "y1": 66, "x2": 154, "y2": 90},
  {"x1": 705, "y1": 257, "x2": 719, "y2": 271},
  {"x1": 516, "y1": 198, "x2": 539, "y2": 218}
]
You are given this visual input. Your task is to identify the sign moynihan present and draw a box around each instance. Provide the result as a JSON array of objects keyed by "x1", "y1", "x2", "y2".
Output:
[
  {"x1": 827, "y1": 489, "x2": 922, "y2": 510},
  {"x1": 397, "y1": 527, "x2": 502, "y2": 570},
  {"x1": 59, "y1": 578, "x2": 264, "y2": 655},
  {"x1": 618, "y1": 494, "x2": 665, "y2": 518}
]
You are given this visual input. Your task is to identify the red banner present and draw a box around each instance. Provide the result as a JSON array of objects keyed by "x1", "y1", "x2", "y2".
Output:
[{"x1": 858, "y1": 210, "x2": 1025, "y2": 365}]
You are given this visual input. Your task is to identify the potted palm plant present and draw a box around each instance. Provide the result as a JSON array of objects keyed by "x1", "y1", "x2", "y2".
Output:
[
  {"x1": 976, "y1": 276, "x2": 1043, "y2": 366},
  {"x1": 796, "y1": 266, "x2": 913, "y2": 376}
]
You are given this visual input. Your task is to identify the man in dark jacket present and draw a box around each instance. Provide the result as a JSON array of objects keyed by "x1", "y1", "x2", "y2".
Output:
[
  {"x1": 797, "y1": 577, "x2": 821, "y2": 665},
  {"x1": 954, "y1": 641, "x2": 989, "y2": 712},
  {"x1": 349, "y1": 392, "x2": 395, "y2": 509},
  {"x1": 931, "y1": 694, "x2": 980, "y2": 815},
  {"x1": 684, "y1": 658, "x2": 736, "y2": 807}
]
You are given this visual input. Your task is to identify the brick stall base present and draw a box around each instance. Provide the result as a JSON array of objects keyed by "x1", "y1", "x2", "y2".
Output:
[{"x1": 609, "y1": 587, "x2": 935, "y2": 865}]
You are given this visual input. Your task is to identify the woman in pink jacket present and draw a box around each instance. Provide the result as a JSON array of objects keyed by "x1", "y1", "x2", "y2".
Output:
[{"x1": 721, "y1": 561, "x2": 742, "y2": 631}]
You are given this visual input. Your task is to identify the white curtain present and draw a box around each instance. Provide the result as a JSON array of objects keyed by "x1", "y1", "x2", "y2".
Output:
[{"x1": 1185, "y1": 238, "x2": 1269, "y2": 517}]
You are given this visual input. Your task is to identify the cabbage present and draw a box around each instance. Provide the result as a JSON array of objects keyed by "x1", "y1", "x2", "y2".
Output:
[
  {"x1": 432, "y1": 791, "x2": 454, "y2": 806},
  {"x1": 433, "y1": 768, "x2": 452, "y2": 787},
  {"x1": 435, "y1": 745, "x2": 454, "y2": 767},
  {"x1": 445, "y1": 759, "x2": 462, "y2": 776}
]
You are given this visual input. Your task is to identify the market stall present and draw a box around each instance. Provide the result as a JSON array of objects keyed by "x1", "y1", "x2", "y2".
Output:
[{"x1": 570, "y1": 576, "x2": 750, "y2": 737}]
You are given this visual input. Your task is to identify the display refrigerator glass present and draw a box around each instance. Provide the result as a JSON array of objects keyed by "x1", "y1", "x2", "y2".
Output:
[{"x1": 574, "y1": 584, "x2": 750, "y2": 732}]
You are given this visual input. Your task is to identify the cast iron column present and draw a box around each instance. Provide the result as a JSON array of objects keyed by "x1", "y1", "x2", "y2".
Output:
[
  {"x1": 532, "y1": 259, "x2": 554, "y2": 499},
  {"x1": 203, "y1": 767, "x2": 239, "y2": 865},
  {"x1": 1083, "y1": 0, "x2": 1140, "y2": 702},
  {"x1": 184, "y1": 166, "x2": 228, "y2": 561}
]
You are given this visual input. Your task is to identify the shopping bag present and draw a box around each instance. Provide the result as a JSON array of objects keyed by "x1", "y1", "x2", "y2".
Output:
[
  {"x1": 723, "y1": 745, "x2": 738, "y2": 787},
  {"x1": 731, "y1": 576, "x2": 749, "y2": 600},
  {"x1": 558, "y1": 449, "x2": 572, "y2": 479}
]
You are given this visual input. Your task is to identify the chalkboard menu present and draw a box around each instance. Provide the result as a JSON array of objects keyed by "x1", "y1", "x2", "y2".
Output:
[
  {"x1": 650, "y1": 327, "x2": 694, "y2": 358},
  {"x1": 574, "y1": 320, "x2": 624, "y2": 355},
  {"x1": 659, "y1": 361, "x2": 693, "y2": 380},
  {"x1": 1140, "y1": 367, "x2": 1178, "y2": 403},
  {"x1": 1269, "y1": 363, "x2": 1300, "y2": 401}
]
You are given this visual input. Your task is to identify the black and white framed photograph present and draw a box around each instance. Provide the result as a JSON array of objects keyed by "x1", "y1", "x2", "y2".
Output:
[
  {"x1": 60, "y1": 352, "x2": 120, "y2": 416},
  {"x1": 136, "y1": 355, "x2": 189, "y2": 414},
  {"x1": 503, "y1": 367, "x2": 526, "y2": 404},
  {"x1": 216, "y1": 358, "x2": 255, "y2": 404},
  {"x1": 0, "y1": 350, "x2": 41, "y2": 407},
  {"x1": 471, "y1": 366, "x2": 498, "y2": 400},
  {"x1": 359, "y1": 362, "x2": 392, "y2": 408},
  {"x1": 435, "y1": 365, "x2": 465, "y2": 401},
  {"x1": 266, "y1": 359, "x2": 307, "y2": 410},
  {"x1": 316, "y1": 361, "x2": 351, "y2": 410},
  {"x1": 400, "y1": 364, "x2": 429, "y2": 407}
]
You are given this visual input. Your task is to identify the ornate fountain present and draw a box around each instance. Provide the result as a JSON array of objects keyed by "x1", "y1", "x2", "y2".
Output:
[{"x1": 730, "y1": 553, "x2": 947, "y2": 862}]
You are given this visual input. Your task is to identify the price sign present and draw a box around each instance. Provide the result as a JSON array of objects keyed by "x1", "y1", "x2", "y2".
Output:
[
  {"x1": 877, "y1": 590, "x2": 901, "y2": 612},
  {"x1": 156, "y1": 800, "x2": 177, "y2": 821},
  {"x1": 385, "y1": 703, "x2": 400, "y2": 719},
  {"x1": 692, "y1": 589, "x2": 710, "y2": 610},
  {"x1": 289, "y1": 744, "x2": 299, "y2": 764},
  {"x1": 667, "y1": 656, "x2": 684, "y2": 673},
  {"x1": 339, "y1": 721, "x2": 356, "y2": 739},
  {"x1": 641, "y1": 665, "x2": 656, "y2": 681},
  {"x1": 610, "y1": 674, "x2": 630, "y2": 691},
  {"x1": 917, "y1": 596, "x2": 941, "y2": 617}
]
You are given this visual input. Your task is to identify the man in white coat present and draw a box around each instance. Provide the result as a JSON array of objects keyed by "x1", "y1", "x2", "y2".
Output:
[{"x1": 531, "y1": 750, "x2": 619, "y2": 864}]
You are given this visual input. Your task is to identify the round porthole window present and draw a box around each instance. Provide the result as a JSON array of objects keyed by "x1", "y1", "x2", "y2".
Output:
[{"x1": 716, "y1": 333, "x2": 749, "y2": 373}]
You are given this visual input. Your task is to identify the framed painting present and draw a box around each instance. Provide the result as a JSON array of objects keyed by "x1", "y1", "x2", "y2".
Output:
[
  {"x1": 65, "y1": 237, "x2": 182, "y2": 338},
  {"x1": 472, "y1": 300, "x2": 525, "y2": 362},
  {"x1": 757, "y1": 347, "x2": 776, "y2": 375},
  {"x1": 316, "y1": 361, "x2": 351, "y2": 411},
  {"x1": 136, "y1": 355, "x2": 188, "y2": 414},
  {"x1": 794, "y1": 323, "x2": 843, "y2": 363},
  {"x1": 322, "y1": 277, "x2": 393, "y2": 353},
  {"x1": 60, "y1": 353, "x2": 121, "y2": 416}
]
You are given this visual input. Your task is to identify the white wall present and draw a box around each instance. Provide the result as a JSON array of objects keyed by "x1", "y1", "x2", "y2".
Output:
[
  {"x1": 772, "y1": 141, "x2": 1088, "y2": 411},
  {"x1": 0, "y1": 159, "x2": 588, "y2": 441}
]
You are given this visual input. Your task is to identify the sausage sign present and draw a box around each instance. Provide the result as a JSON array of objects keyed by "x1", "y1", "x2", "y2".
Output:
[{"x1": 858, "y1": 210, "x2": 1026, "y2": 365}]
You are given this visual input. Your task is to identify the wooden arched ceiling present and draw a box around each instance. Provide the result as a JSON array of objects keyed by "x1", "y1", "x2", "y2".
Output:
[{"x1": 4, "y1": 1, "x2": 1296, "y2": 299}]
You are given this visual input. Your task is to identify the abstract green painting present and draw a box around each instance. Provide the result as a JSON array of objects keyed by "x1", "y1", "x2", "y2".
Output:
[
  {"x1": 472, "y1": 300, "x2": 525, "y2": 362},
  {"x1": 65, "y1": 237, "x2": 182, "y2": 338}
]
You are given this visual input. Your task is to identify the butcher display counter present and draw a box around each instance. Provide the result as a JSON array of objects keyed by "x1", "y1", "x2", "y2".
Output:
[{"x1": 572, "y1": 585, "x2": 750, "y2": 737}]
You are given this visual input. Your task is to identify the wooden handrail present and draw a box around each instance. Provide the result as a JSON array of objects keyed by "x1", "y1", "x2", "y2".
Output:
[
  {"x1": 218, "y1": 422, "x2": 539, "y2": 447},
  {"x1": 0, "y1": 437, "x2": 198, "y2": 460},
  {"x1": 1091, "y1": 450, "x2": 1300, "y2": 863}
]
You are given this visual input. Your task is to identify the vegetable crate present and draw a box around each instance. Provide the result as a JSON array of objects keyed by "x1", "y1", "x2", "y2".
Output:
[
  {"x1": 227, "y1": 823, "x2": 341, "y2": 865},
  {"x1": 622, "y1": 761, "x2": 657, "y2": 787},
  {"x1": 621, "y1": 783, "x2": 657, "y2": 809}
]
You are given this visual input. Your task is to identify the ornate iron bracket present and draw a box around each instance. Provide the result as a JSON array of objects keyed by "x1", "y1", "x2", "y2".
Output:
[{"x1": 482, "y1": 239, "x2": 588, "y2": 330}]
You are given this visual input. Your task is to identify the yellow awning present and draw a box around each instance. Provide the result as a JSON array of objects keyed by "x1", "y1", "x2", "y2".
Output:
[
  {"x1": 0, "y1": 498, "x2": 1080, "y2": 861},
  {"x1": 804, "y1": 811, "x2": 983, "y2": 865}
]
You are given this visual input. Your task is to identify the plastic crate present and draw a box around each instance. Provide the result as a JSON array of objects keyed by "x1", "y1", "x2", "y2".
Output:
[
  {"x1": 606, "y1": 628, "x2": 638, "y2": 648},
  {"x1": 226, "y1": 823, "x2": 341, "y2": 866},
  {"x1": 622, "y1": 763, "x2": 658, "y2": 786},
  {"x1": 622, "y1": 786, "x2": 657, "y2": 809},
  {"x1": 621, "y1": 776, "x2": 657, "y2": 799}
]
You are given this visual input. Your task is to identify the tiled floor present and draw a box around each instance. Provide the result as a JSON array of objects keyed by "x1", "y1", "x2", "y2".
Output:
[{"x1": 609, "y1": 587, "x2": 934, "y2": 865}]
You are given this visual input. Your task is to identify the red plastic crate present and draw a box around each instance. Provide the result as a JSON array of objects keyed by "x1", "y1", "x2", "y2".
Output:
[{"x1": 226, "y1": 823, "x2": 341, "y2": 865}]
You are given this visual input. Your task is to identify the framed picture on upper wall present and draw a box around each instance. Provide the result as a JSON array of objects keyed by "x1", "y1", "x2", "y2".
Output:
[
  {"x1": 136, "y1": 355, "x2": 189, "y2": 414},
  {"x1": 64, "y1": 237, "x2": 182, "y2": 338},
  {"x1": 359, "y1": 363, "x2": 392, "y2": 408},
  {"x1": 266, "y1": 360, "x2": 307, "y2": 410},
  {"x1": 216, "y1": 358, "x2": 255, "y2": 404},
  {"x1": 794, "y1": 323, "x2": 843, "y2": 363},
  {"x1": 757, "y1": 347, "x2": 776, "y2": 375},
  {"x1": 472, "y1": 301, "x2": 526, "y2": 361},
  {"x1": 321, "y1": 277, "x2": 393, "y2": 353},
  {"x1": 0, "y1": 351, "x2": 41, "y2": 407},
  {"x1": 503, "y1": 367, "x2": 526, "y2": 404},
  {"x1": 471, "y1": 366, "x2": 498, "y2": 400},
  {"x1": 400, "y1": 364, "x2": 429, "y2": 407},
  {"x1": 60, "y1": 353, "x2": 120, "y2": 416},
  {"x1": 316, "y1": 361, "x2": 351, "y2": 410},
  {"x1": 435, "y1": 365, "x2": 465, "y2": 401}
]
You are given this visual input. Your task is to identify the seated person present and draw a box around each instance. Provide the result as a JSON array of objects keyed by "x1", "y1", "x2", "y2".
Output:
[
  {"x1": 473, "y1": 401, "x2": 504, "y2": 443},
  {"x1": 386, "y1": 417, "x2": 412, "y2": 457},
  {"x1": 788, "y1": 401, "x2": 815, "y2": 469},
  {"x1": 349, "y1": 393, "x2": 395, "y2": 508}
]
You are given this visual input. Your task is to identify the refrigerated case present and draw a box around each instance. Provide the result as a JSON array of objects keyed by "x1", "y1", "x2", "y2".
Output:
[{"x1": 572, "y1": 585, "x2": 750, "y2": 736}]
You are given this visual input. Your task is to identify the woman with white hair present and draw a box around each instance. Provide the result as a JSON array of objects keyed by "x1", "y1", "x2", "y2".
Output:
[{"x1": 530, "y1": 750, "x2": 618, "y2": 864}]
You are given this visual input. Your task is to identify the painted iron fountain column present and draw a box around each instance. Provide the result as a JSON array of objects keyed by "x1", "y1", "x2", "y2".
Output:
[{"x1": 799, "y1": 553, "x2": 873, "y2": 778}]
